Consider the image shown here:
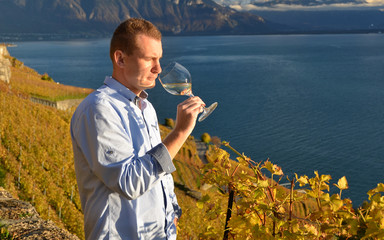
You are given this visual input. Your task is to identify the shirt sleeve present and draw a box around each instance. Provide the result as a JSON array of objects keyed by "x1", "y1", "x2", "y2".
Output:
[
  {"x1": 71, "y1": 101, "x2": 175, "y2": 200},
  {"x1": 165, "y1": 175, "x2": 182, "y2": 219},
  {"x1": 148, "y1": 144, "x2": 176, "y2": 173}
]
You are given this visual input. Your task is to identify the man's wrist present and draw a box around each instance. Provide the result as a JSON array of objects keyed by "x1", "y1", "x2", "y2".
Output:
[{"x1": 163, "y1": 129, "x2": 190, "y2": 159}]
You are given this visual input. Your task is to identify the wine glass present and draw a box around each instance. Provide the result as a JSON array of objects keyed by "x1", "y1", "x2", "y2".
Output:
[{"x1": 158, "y1": 61, "x2": 218, "y2": 122}]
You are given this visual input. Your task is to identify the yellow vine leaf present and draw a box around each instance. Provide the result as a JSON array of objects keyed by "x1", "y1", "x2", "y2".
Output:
[
  {"x1": 330, "y1": 195, "x2": 343, "y2": 211},
  {"x1": 263, "y1": 160, "x2": 284, "y2": 175},
  {"x1": 295, "y1": 173, "x2": 308, "y2": 187},
  {"x1": 334, "y1": 176, "x2": 349, "y2": 190},
  {"x1": 321, "y1": 174, "x2": 332, "y2": 183},
  {"x1": 367, "y1": 183, "x2": 384, "y2": 200}
]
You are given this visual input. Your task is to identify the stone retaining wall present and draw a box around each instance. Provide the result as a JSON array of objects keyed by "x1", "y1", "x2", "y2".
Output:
[
  {"x1": 0, "y1": 45, "x2": 11, "y2": 84},
  {"x1": 0, "y1": 187, "x2": 79, "y2": 239},
  {"x1": 30, "y1": 97, "x2": 84, "y2": 111}
]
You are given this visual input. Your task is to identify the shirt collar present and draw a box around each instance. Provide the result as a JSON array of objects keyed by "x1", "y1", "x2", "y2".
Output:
[{"x1": 104, "y1": 76, "x2": 148, "y2": 104}]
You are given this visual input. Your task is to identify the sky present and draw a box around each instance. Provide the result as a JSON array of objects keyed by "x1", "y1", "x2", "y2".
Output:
[{"x1": 214, "y1": 0, "x2": 384, "y2": 11}]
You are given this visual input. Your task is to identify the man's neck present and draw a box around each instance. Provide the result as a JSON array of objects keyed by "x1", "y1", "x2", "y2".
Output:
[{"x1": 111, "y1": 74, "x2": 142, "y2": 96}]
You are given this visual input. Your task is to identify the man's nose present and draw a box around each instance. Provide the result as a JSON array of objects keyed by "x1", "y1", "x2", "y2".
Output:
[{"x1": 152, "y1": 61, "x2": 161, "y2": 74}]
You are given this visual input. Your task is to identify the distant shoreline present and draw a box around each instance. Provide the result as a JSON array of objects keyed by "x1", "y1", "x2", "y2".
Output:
[{"x1": 1, "y1": 28, "x2": 383, "y2": 42}]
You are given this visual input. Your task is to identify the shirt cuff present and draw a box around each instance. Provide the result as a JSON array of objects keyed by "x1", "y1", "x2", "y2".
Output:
[{"x1": 148, "y1": 143, "x2": 176, "y2": 174}]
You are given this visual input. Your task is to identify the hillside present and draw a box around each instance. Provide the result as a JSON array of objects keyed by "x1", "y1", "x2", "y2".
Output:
[{"x1": 0, "y1": 0, "x2": 285, "y2": 40}]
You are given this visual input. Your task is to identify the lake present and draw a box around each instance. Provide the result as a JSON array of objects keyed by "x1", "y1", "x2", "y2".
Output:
[{"x1": 8, "y1": 33, "x2": 384, "y2": 206}]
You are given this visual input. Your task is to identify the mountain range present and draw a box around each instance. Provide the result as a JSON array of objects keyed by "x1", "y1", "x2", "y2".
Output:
[
  {"x1": 215, "y1": 0, "x2": 383, "y2": 9},
  {"x1": 215, "y1": 0, "x2": 384, "y2": 32},
  {"x1": 0, "y1": 0, "x2": 383, "y2": 39},
  {"x1": 0, "y1": 0, "x2": 285, "y2": 38}
]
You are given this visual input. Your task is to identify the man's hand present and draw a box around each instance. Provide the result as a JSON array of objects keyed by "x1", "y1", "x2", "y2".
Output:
[
  {"x1": 174, "y1": 96, "x2": 205, "y2": 136},
  {"x1": 163, "y1": 96, "x2": 205, "y2": 159}
]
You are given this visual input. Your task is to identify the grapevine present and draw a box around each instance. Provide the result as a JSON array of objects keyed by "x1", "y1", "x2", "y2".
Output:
[{"x1": 198, "y1": 142, "x2": 384, "y2": 239}]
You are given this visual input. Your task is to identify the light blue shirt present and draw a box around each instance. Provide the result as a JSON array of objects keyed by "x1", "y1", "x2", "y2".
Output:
[{"x1": 71, "y1": 76, "x2": 181, "y2": 240}]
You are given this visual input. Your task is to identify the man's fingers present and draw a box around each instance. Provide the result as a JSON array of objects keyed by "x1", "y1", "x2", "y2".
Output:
[
  {"x1": 180, "y1": 96, "x2": 205, "y2": 109},
  {"x1": 178, "y1": 97, "x2": 205, "y2": 118}
]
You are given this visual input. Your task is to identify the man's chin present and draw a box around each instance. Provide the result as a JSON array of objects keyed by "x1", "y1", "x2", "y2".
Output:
[{"x1": 142, "y1": 82, "x2": 156, "y2": 90}]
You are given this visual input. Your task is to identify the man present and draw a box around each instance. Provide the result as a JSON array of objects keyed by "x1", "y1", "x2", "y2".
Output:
[{"x1": 70, "y1": 18, "x2": 205, "y2": 239}]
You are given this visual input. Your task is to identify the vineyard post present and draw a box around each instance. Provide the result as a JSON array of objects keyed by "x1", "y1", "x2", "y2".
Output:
[
  {"x1": 223, "y1": 161, "x2": 240, "y2": 239},
  {"x1": 223, "y1": 185, "x2": 235, "y2": 240},
  {"x1": 221, "y1": 141, "x2": 246, "y2": 240},
  {"x1": 288, "y1": 177, "x2": 295, "y2": 231}
]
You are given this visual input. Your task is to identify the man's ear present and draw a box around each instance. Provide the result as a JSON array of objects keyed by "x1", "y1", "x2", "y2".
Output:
[{"x1": 114, "y1": 50, "x2": 125, "y2": 68}]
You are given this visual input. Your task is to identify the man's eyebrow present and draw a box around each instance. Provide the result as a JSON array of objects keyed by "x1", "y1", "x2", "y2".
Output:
[{"x1": 142, "y1": 54, "x2": 162, "y2": 59}]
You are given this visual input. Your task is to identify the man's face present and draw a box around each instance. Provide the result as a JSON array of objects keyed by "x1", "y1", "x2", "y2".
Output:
[{"x1": 120, "y1": 34, "x2": 163, "y2": 94}]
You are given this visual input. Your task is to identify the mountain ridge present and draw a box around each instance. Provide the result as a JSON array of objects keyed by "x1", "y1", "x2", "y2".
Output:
[
  {"x1": 214, "y1": 0, "x2": 384, "y2": 32},
  {"x1": 252, "y1": 9, "x2": 384, "y2": 32},
  {"x1": 0, "y1": 0, "x2": 286, "y2": 38}
]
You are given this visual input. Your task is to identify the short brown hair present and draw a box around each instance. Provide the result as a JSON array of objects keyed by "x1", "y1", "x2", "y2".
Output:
[{"x1": 109, "y1": 18, "x2": 162, "y2": 61}]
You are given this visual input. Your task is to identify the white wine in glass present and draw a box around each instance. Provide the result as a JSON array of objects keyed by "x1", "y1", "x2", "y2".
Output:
[{"x1": 158, "y1": 62, "x2": 218, "y2": 122}]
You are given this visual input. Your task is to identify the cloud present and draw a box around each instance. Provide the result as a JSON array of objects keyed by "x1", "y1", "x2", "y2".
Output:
[
  {"x1": 229, "y1": 4, "x2": 244, "y2": 11},
  {"x1": 229, "y1": 1, "x2": 384, "y2": 11},
  {"x1": 366, "y1": 0, "x2": 384, "y2": 5}
]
